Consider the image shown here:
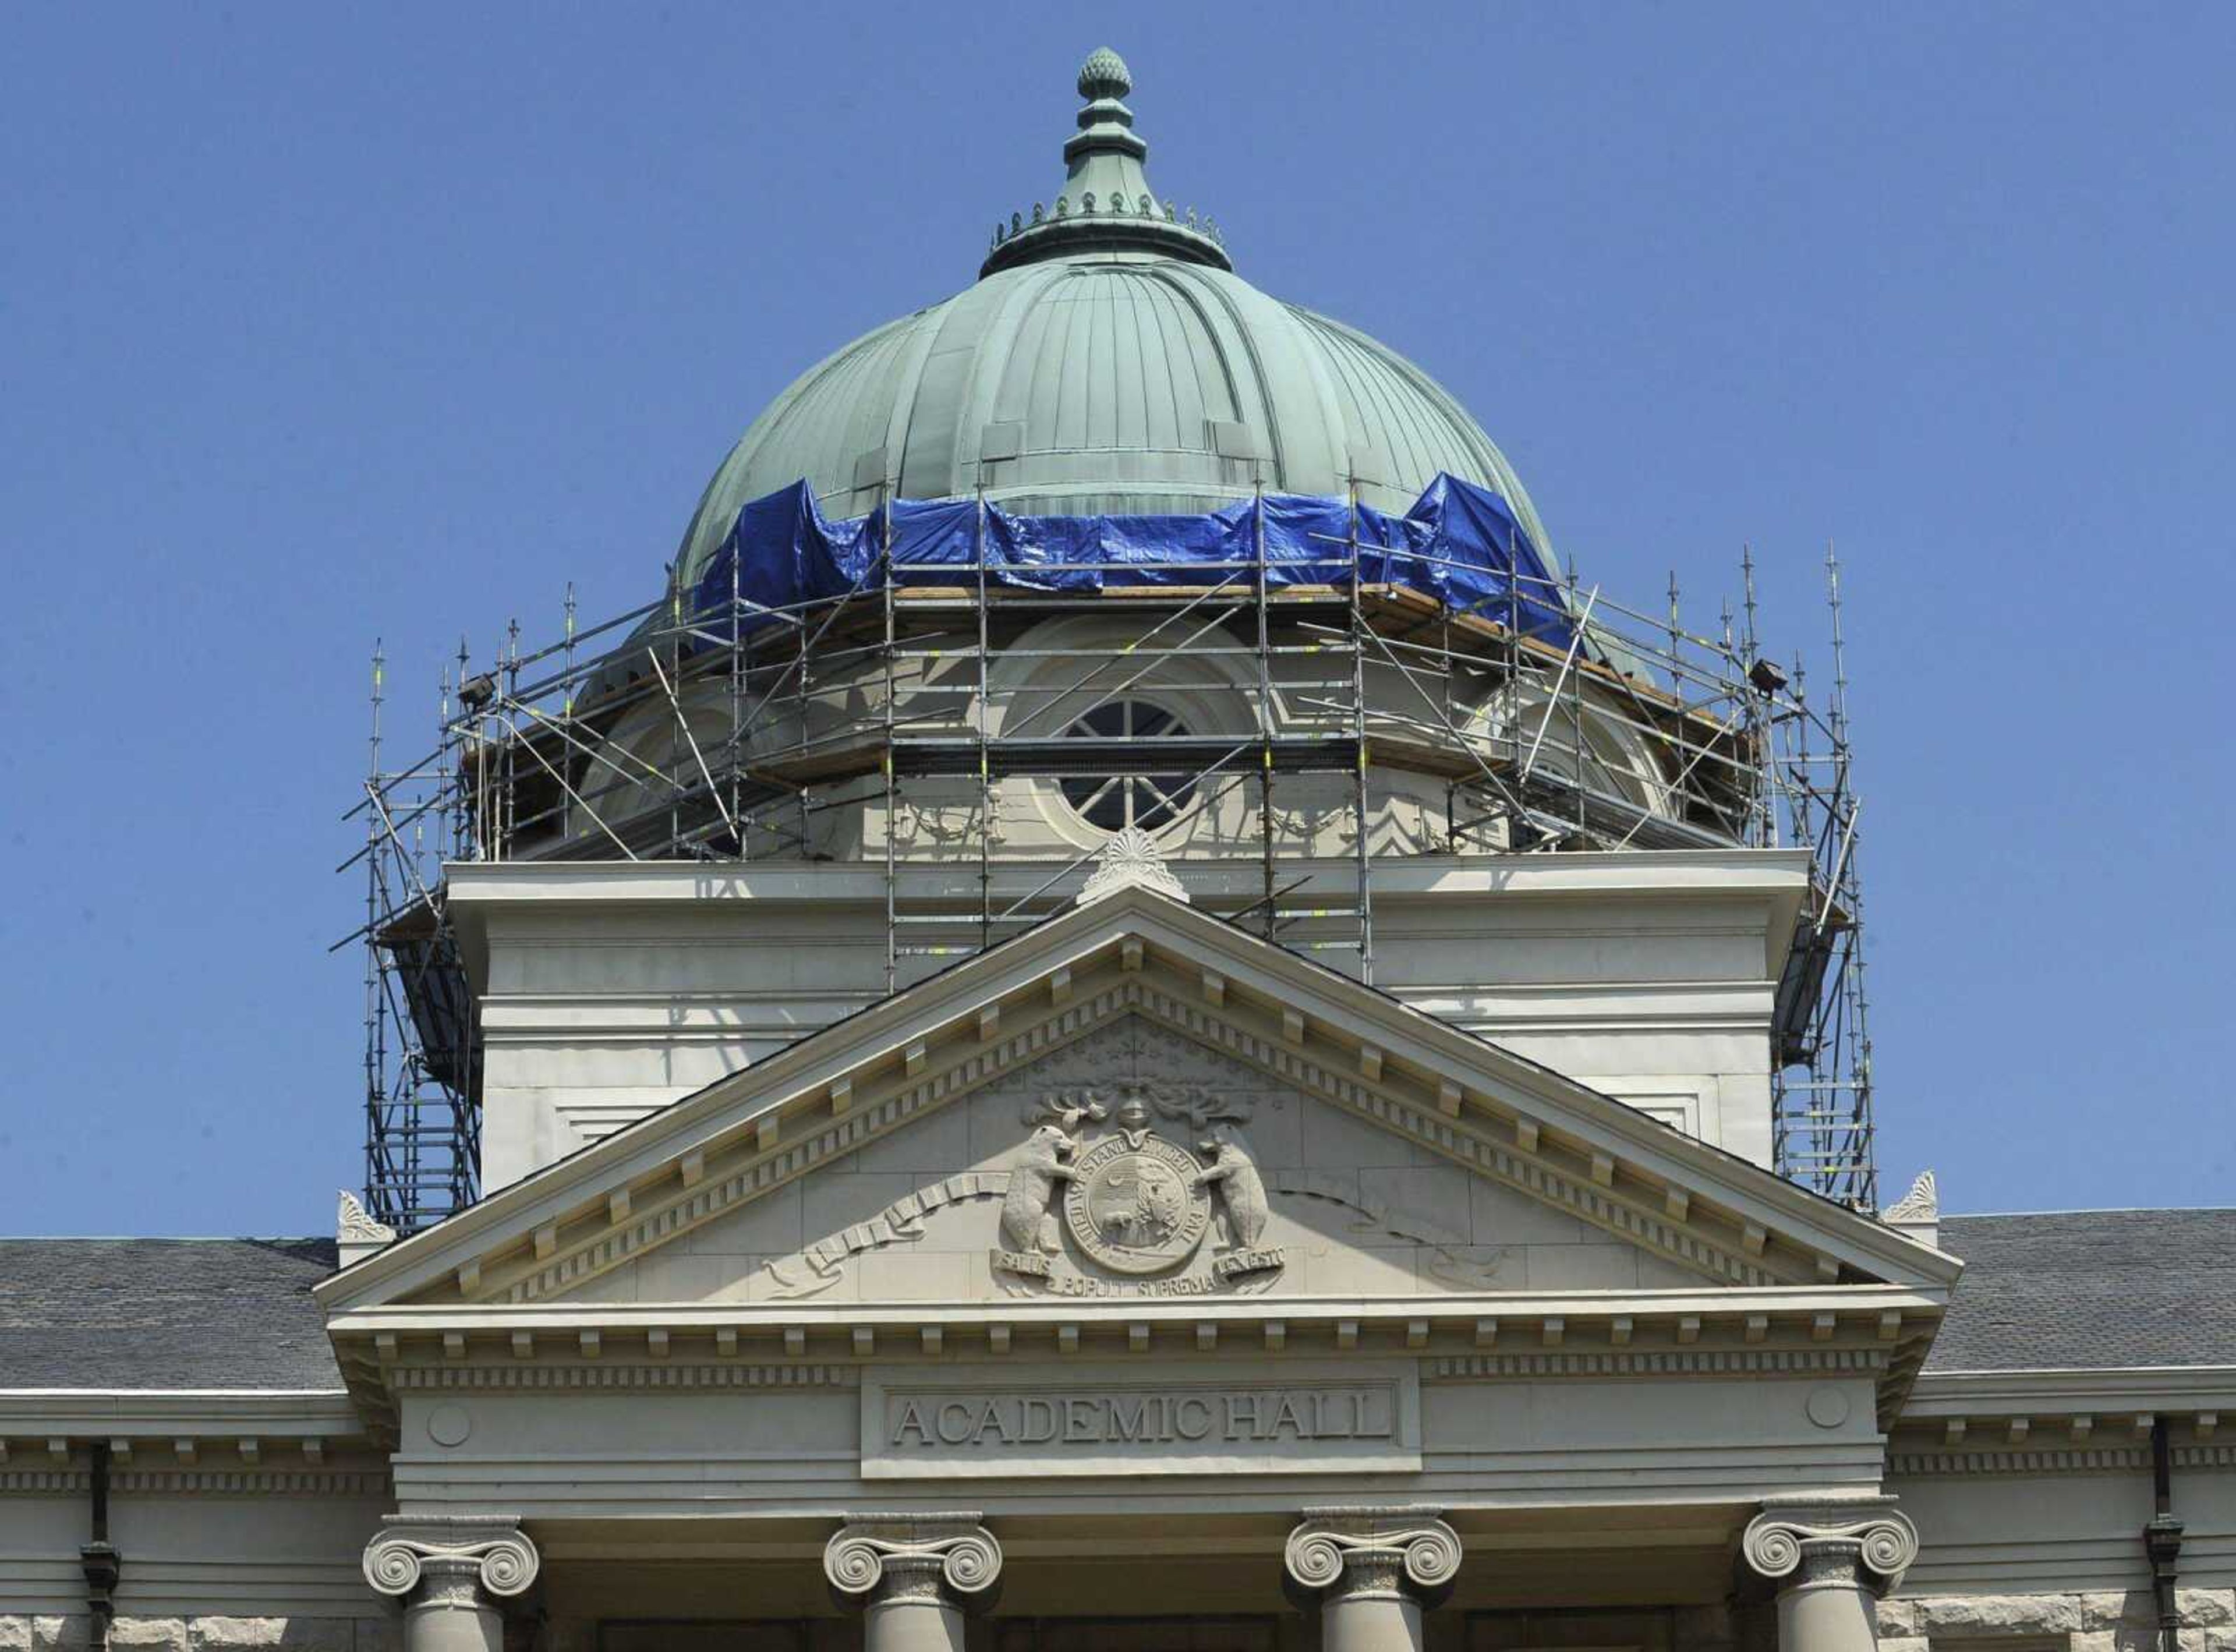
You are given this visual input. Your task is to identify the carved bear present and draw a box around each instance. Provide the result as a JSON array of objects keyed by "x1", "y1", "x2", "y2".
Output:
[
  {"x1": 999, "y1": 1123, "x2": 1077, "y2": 1254},
  {"x1": 1195, "y1": 1123, "x2": 1269, "y2": 1249}
]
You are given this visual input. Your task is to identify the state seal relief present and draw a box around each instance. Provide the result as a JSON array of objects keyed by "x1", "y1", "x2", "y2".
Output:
[
  {"x1": 1193, "y1": 1122, "x2": 1287, "y2": 1283},
  {"x1": 1065, "y1": 1131, "x2": 1209, "y2": 1274},
  {"x1": 994, "y1": 1120, "x2": 1082, "y2": 1277},
  {"x1": 992, "y1": 1081, "x2": 1287, "y2": 1295}
]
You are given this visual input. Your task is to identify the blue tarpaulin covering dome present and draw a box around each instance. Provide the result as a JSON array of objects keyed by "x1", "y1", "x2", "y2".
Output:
[{"x1": 690, "y1": 472, "x2": 1572, "y2": 650}]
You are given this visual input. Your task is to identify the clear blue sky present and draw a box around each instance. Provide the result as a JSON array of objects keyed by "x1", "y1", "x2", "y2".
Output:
[{"x1": 3, "y1": 3, "x2": 2230, "y2": 1235}]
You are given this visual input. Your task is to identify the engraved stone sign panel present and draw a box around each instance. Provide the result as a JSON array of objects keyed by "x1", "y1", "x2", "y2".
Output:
[{"x1": 861, "y1": 1359, "x2": 1421, "y2": 1478}]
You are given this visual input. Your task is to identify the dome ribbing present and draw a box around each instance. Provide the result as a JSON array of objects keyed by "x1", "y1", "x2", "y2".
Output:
[{"x1": 674, "y1": 51, "x2": 1553, "y2": 587}]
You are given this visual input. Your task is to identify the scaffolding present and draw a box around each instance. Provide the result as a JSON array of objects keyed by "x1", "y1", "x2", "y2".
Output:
[{"x1": 339, "y1": 487, "x2": 1877, "y2": 1232}]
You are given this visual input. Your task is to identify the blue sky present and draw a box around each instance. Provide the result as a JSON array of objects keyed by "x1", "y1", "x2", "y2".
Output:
[{"x1": 2, "y1": 3, "x2": 2230, "y2": 1234}]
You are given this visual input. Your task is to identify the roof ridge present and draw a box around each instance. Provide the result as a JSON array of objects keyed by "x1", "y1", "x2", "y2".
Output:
[
  {"x1": 1945, "y1": 1206, "x2": 2236, "y2": 1219},
  {"x1": 0, "y1": 1234, "x2": 332, "y2": 1244}
]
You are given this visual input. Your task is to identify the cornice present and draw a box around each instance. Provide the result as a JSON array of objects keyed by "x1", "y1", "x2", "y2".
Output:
[
  {"x1": 1904, "y1": 1366, "x2": 2236, "y2": 1417},
  {"x1": 331, "y1": 1285, "x2": 1941, "y2": 1356},
  {"x1": 330, "y1": 1294, "x2": 1936, "y2": 1452},
  {"x1": 0, "y1": 1390, "x2": 363, "y2": 1437},
  {"x1": 443, "y1": 848, "x2": 1814, "y2": 908}
]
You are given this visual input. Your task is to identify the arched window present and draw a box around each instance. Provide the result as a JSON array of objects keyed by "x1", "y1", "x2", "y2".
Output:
[{"x1": 1058, "y1": 701, "x2": 1198, "y2": 832}]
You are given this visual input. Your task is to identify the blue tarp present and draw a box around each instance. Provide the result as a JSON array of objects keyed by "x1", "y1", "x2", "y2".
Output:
[{"x1": 691, "y1": 473, "x2": 1571, "y2": 648}]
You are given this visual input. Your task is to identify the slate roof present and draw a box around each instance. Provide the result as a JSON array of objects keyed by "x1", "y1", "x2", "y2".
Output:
[
  {"x1": 1928, "y1": 1209, "x2": 2236, "y2": 1372},
  {"x1": 4, "y1": 1213, "x2": 2231, "y2": 1389},
  {"x1": 0, "y1": 1239, "x2": 342, "y2": 1391}
]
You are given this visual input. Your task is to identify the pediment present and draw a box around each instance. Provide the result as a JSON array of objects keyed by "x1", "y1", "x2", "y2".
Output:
[
  {"x1": 320, "y1": 885, "x2": 1958, "y2": 1326},
  {"x1": 540, "y1": 1014, "x2": 1732, "y2": 1311}
]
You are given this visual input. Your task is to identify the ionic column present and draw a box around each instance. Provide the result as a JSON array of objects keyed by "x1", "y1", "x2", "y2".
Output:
[
  {"x1": 1740, "y1": 1497, "x2": 1918, "y2": 1652},
  {"x1": 363, "y1": 1517, "x2": 540, "y2": 1652},
  {"x1": 1284, "y1": 1506, "x2": 1463, "y2": 1652},
  {"x1": 825, "y1": 1512, "x2": 1003, "y2": 1652}
]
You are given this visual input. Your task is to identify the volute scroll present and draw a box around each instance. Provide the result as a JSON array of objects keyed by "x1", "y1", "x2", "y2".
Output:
[
  {"x1": 1741, "y1": 1497, "x2": 1917, "y2": 1596},
  {"x1": 825, "y1": 1513, "x2": 1004, "y2": 1611},
  {"x1": 362, "y1": 1517, "x2": 540, "y2": 1601},
  {"x1": 1284, "y1": 1506, "x2": 1463, "y2": 1607}
]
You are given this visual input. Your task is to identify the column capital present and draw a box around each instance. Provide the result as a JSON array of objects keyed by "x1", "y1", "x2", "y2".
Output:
[
  {"x1": 363, "y1": 1516, "x2": 542, "y2": 1605},
  {"x1": 1742, "y1": 1495, "x2": 1917, "y2": 1600},
  {"x1": 825, "y1": 1512, "x2": 1003, "y2": 1614},
  {"x1": 1284, "y1": 1505, "x2": 1463, "y2": 1610}
]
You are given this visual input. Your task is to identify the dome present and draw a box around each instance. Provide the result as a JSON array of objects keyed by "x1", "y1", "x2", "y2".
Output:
[{"x1": 674, "y1": 50, "x2": 1554, "y2": 588}]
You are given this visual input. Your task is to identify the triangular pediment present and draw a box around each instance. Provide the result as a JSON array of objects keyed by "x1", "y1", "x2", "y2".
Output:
[
  {"x1": 523, "y1": 1014, "x2": 1738, "y2": 1311},
  {"x1": 320, "y1": 885, "x2": 1958, "y2": 1326}
]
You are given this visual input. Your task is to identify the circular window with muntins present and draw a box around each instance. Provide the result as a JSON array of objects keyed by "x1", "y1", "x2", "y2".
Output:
[{"x1": 1058, "y1": 701, "x2": 1199, "y2": 833}]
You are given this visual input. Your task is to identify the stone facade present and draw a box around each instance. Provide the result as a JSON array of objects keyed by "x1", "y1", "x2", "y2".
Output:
[
  {"x1": 0, "y1": 1621, "x2": 392, "y2": 1652},
  {"x1": 1879, "y1": 1590, "x2": 2236, "y2": 1652},
  {"x1": 454, "y1": 853, "x2": 1803, "y2": 1191},
  {"x1": 5, "y1": 884, "x2": 2228, "y2": 1652}
]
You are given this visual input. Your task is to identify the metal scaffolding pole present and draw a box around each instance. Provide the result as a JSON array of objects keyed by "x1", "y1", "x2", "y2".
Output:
[{"x1": 348, "y1": 501, "x2": 1880, "y2": 1224}]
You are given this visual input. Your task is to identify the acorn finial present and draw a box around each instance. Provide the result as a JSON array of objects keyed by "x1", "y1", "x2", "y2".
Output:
[{"x1": 1078, "y1": 46, "x2": 1132, "y2": 101}]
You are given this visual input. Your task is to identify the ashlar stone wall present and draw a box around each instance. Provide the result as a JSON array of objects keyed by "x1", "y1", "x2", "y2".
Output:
[
  {"x1": 0, "y1": 1618, "x2": 393, "y2": 1652},
  {"x1": 1878, "y1": 1589, "x2": 2236, "y2": 1652}
]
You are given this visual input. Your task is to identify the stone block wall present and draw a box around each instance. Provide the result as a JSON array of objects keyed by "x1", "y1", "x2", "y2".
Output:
[
  {"x1": 0, "y1": 1618, "x2": 395, "y2": 1652},
  {"x1": 1878, "y1": 1589, "x2": 2236, "y2": 1652}
]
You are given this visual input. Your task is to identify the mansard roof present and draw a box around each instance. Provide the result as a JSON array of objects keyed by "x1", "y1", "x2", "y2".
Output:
[
  {"x1": 1926, "y1": 1209, "x2": 2236, "y2": 1373},
  {"x1": 0, "y1": 1237, "x2": 343, "y2": 1391}
]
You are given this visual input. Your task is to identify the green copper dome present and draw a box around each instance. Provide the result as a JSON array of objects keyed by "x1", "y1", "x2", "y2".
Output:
[{"x1": 674, "y1": 50, "x2": 1554, "y2": 587}]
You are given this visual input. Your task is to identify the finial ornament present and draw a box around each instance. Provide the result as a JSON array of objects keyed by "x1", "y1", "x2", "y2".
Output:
[
  {"x1": 1076, "y1": 826, "x2": 1189, "y2": 907},
  {"x1": 978, "y1": 45, "x2": 1233, "y2": 279},
  {"x1": 337, "y1": 1190, "x2": 396, "y2": 1265},
  {"x1": 338, "y1": 1190, "x2": 395, "y2": 1244},
  {"x1": 1078, "y1": 46, "x2": 1133, "y2": 100},
  {"x1": 1884, "y1": 1170, "x2": 1937, "y2": 1224}
]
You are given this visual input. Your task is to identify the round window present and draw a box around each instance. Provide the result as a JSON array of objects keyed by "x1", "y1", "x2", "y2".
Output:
[{"x1": 1058, "y1": 701, "x2": 1199, "y2": 833}]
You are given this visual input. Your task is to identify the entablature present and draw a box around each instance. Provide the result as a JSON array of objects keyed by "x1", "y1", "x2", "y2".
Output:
[{"x1": 1888, "y1": 1364, "x2": 2236, "y2": 1471}]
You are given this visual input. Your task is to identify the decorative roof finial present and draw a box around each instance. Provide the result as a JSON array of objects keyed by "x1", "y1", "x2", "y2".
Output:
[
  {"x1": 1881, "y1": 1169, "x2": 1940, "y2": 1247},
  {"x1": 337, "y1": 1188, "x2": 397, "y2": 1264},
  {"x1": 1078, "y1": 45, "x2": 1132, "y2": 101},
  {"x1": 978, "y1": 47, "x2": 1232, "y2": 280},
  {"x1": 1883, "y1": 1169, "x2": 1938, "y2": 1225},
  {"x1": 1075, "y1": 826, "x2": 1190, "y2": 907}
]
